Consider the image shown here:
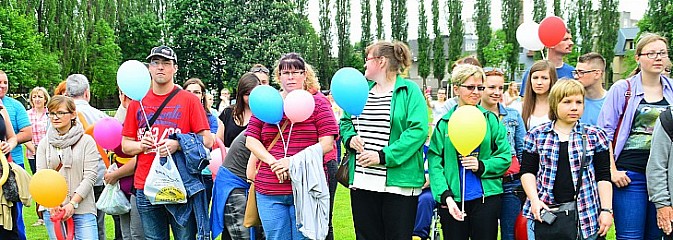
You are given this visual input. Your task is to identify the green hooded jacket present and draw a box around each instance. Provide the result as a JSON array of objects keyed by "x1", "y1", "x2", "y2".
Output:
[
  {"x1": 427, "y1": 104, "x2": 511, "y2": 203},
  {"x1": 339, "y1": 75, "x2": 428, "y2": 188}
]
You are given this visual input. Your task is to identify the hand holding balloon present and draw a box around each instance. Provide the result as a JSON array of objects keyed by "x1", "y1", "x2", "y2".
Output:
[
  {"x1": 349, "y1": 136, "x2": 365, "y2": 153},
  {"x1": 461, "y1": 156, "x2": 479, "y2": 172}
]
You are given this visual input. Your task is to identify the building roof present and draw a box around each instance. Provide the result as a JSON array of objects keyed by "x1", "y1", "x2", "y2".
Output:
[{"x1": 614, "y1": 27, "x2": 639, "y2": 56}]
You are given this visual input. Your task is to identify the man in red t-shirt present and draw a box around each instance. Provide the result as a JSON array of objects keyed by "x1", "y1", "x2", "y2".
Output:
[{"x1": 121, "y1": 45, "x2": 213, "y2": 239}]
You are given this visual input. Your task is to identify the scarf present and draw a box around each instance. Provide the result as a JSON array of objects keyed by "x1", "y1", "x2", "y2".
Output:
[{"x1": 46, "y1": 122, "x2": 84, "y2": 169}]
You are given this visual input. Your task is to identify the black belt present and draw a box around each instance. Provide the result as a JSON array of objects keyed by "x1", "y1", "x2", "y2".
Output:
[{"x1": 502, "y1": 173, "x2": 521, "y2": 184}]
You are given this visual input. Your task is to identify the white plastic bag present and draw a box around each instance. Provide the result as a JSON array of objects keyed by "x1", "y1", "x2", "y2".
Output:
[
  {"x1": 96, "y1": 182, "x2": 131, "y2": 215},
  {"x1": 143, "y1": 153, "x2": 187, "y2": 204}
]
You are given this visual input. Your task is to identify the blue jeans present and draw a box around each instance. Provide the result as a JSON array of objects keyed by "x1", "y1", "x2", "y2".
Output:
[
  {"x1": 501, "y1": 180, "x2": 524, "y2": 240},
  {"x1": 256, "y1": 192, "x2": 307, "y2": 240},
  {"x1": 43, "y1": 211, "x2": 98, "y2": 240},
  {"x1": 613, "y1": 170, "x2": 662, "y2": 240},
  {"x1": 135, "y1": 189, "x2": 197, "y2": 240},
  {"x1": 413, "y1": 189, "x2": 435, "y2": 238}
]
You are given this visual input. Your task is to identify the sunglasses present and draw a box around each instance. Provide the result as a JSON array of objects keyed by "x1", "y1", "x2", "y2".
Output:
[
  {"x1": 459, "y1": 84, "x2": 486, "y2": 92},
  {"x1": 251, "y1": 67, "x2": 269, "y2": 74},
  {"x1": 483, "y1": 67, "x2": 504, "y2": 76}
]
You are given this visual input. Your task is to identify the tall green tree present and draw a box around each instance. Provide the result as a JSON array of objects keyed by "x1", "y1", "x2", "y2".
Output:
[
  {"x1": 360, "y1": 0, "x2": 372, "y2": 52},
  {"x1": 318, "y1": 0, "x2": 334, "y2": 87},
  {"x1": 336, "y1": 0, "x2": 351, "y2": 68},
  {"x1": 376, "y1": 0, "x2": 384, "y2": 39},
  {"x1": 483, "y1": 30, "x2": 513, "y2": 69},
  {"x1": 0, "y1": 8, "x2": 61, "y2": 89},
  {"x1": 446, "y1": 0, "x2": 463, "y2": 67},
  {"x1": 638, "y1": 0, "x2": 673, "y2": 49},
  {"x1": 533, "y1": 0, "x2": 546, "y2": 22},
  {"x1": 554, "y1": 0, "x2": 561, "y2": 16},
  {"x1": 474, "y1": 0, "x2": 491, "y2": 65},
  {"x1": 502, "y1": 0, "x2": 522, "y2": 81},
  {"x1": 431, "y1": 0, "x2": 445, "y2": 86},
  {"x1": 391, "y1": 0, "x2": 408, "y2": 42},
  {"x1": 596, "y1": 0, "x2": 620, "y2": 85},
  {"x1": 117, "y1": 13, "x2": 163, "y2": 61},
  {"x1": 578, "y1": 0, "x2": 594, "y2": 53},
  {"x1": 417, "y1": 0, "x2": 431, "y2": 88},
  {"x1": 84, "y1": 20, "x2": 122, "y2": 99}
]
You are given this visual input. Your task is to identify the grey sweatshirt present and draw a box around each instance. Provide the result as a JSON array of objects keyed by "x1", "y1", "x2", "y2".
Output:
[{"x1": 647, "y1": 116, "x2": 673, "y2": 209}]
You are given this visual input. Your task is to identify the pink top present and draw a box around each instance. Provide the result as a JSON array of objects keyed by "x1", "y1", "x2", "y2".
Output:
[
  {"x1": 246, "y1": 94, "x2": 338, "y2": 195},
  {"x1": 27, "y1": 108, "x2": 49, "y2": 158}
]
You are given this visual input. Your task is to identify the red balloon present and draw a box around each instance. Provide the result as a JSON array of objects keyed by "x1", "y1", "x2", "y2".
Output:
[
  {"x1": 538, "y1": 16, "x2": 567, "y2": 47},
  {"x1": 514, "y1": 211, "x2": 529, "y2": 240},
  {"x1": 50, "y1": 208, "x2": 75, "y2": 240}
]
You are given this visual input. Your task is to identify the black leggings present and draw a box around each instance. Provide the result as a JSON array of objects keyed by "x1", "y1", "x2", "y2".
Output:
[{"x1": 439, "y1": 194, "x2": 502, "y2": 240}]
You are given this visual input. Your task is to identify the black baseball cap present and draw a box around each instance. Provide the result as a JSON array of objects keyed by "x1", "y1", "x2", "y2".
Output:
[{"x1": 146, "y1": 46, "x2": 177, "y2": 62}]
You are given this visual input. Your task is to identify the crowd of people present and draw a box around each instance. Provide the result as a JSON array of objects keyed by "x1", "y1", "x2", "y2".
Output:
[{"x1": 0, "y1": 30, "x2": 672, "y2": 240}]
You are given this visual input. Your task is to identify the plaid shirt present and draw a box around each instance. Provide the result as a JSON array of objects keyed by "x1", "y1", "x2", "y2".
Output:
[
  {"x1": 522, "y1": 121, "x2": 609, "y2": 239},
  {"x1": 27, "y1": 108, "x2": 48, "y2": 157}
]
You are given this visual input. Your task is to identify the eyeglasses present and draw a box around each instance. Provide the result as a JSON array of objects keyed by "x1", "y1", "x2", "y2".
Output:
[
  {"x1": 365, "y1": 56, "x2": 381, "y2": 62},
  {"x1": 571, "y1": 69, "x2": 601, "y2": 78},
  {"x1": 459, "y1": 85, "x2": 486, "y2": 92},
  {"x1": 280, "y1": 70, "x2": 305, "y2": 77},
  {"x1": 47, "y1": 111, "x2": 72, "y2": 118},
  {"x1": 639, "y1": 51, "x2": 668, "y2": 59},
  {"x1": 483, "y1": 67, "x2": 504, "y2": 76},
  {"x1": 251, "y1": 67, "x2": 269, "y2": 74},
  {"x1": 149, "y1": 60, "x2": 174, "y2": 67}
]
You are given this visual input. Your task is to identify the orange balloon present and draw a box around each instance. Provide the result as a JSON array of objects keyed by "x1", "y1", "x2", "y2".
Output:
[{"x1": 30, "y1": 169, "x2": 67, "y2": 208}]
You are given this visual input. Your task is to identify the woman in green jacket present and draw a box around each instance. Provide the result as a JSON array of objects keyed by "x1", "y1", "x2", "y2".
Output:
[
  {"x1": 339, "y1": 41, "x2": 428, "y2": 239},
  {"x1": 428, "y1": 64, "x2": 511, "y2": 240}
]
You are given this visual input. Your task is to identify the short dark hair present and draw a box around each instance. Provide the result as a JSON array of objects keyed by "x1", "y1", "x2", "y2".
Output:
[{"x1": 577, "y1": 52, "x2": 606, "y2": 71}]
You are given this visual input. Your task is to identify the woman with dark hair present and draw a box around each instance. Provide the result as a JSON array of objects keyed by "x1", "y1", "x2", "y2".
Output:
[
  {"x1": 217, "y1": 73, "x2": 260, "y2": 147},
  {"x1": 183, "y1": 78, "x2": 219, "y2": 204},
  {"x1": 521, "y1": 60, "x2": 559, "y2": 130},
  {"x1": 341, "y1": 41, "x2": 429, "y2": 239},
  {"x1": 246, "y1": 53, "x2": 338, "y2": 240}
]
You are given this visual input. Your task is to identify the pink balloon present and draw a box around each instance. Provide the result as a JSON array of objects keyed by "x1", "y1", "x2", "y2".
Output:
[
  {"x1": 92, "y1": 118, "x2": 123, "y2": 150},
  {"x1": 284, "y1": 90, "x2": 315, "y2": 123},
  {"x1": 208, "y1": 150, "x2": 223, "y2": 177}
]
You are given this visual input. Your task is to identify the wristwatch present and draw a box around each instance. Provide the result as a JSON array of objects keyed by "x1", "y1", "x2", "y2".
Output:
[
  {"x1": 69, "y1": 200, "x2": 79, "y2": 209},
  {"x1": 600, "y1": 208, "x2": 613, "y2": 214}
]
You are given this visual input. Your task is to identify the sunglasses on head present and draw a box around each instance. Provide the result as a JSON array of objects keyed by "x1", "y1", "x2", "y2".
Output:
[
  {"x1": 251, "y1": 67, "x2": 269, "y2": 74},
  {"x1": 483, "y1": 67, "x2": 504, "y2": 76}
]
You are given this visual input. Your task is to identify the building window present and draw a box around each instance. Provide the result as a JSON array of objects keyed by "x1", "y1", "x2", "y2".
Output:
[{"x1": 625, "y1": 40, "x2": 634, "y2": 50}]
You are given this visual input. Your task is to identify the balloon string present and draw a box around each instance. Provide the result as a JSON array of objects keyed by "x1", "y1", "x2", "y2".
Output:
[
  {"x1": 277, "y1": 124, "x2": 287, "y2": 159},
  {"x1": 356, "y1": 116, "x2": 361, "y2": 135},
  {"x1": 139, "y1": 101, "x2": 170, "y2": 155},
  {"x1": 462, "y1": 166, "x2": 466, "y2": 216},
  {"x1": 285, "y1": 123, "x2": 294, "y2": 158},
  {"x1": 541, "y1": 49, "x2": 547, "y2": 60}
]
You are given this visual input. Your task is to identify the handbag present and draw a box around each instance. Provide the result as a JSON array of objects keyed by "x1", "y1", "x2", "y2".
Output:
[
  {"x1": 0, "y1": 163, "x2": 19, "y2": 202},
  {"x1": 243, "y1": 121, "x2": 289, "y2": 227},
  {"x1": 612, "y1": 78, "x2": 632, "y2": 149},
  {"x1": 535, "y1": 126, "x2": 588, "y2": 240},
  {"x1": 336, "y1": 152, "x2": 349, "y2": 188},
  {"x1": 143, "y1": 153, "x2": 187, "y2": 204}
]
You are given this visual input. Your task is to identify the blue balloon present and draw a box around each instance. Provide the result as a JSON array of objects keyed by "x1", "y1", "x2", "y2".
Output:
[
  {"x1": 117, "y1": 60, "x2": 151, "y2": 101},
  {"x1": 249, "y1": 85, "x2": 283, "y2": 124},
  {"x1": 330, "y1": 67, "x2": 369, "y2": 116}
]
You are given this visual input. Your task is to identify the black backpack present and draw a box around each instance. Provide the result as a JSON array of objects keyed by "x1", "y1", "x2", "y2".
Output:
[{"x1": 659, "y1": 108, "x2": 673, "y2": 140}]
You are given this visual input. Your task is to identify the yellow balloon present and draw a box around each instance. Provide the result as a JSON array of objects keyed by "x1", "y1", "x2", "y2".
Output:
[
  {"x1": 447, "y1": 106, "x2": 487, "y2": 156},
  {"x1": 29, "y1": 169, "x2": 68, "y2": 208}
]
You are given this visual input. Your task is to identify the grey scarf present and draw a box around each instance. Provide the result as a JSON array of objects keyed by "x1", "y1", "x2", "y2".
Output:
[{"x1": 46, "y1": 123, "x2": 84, "y2": 169}]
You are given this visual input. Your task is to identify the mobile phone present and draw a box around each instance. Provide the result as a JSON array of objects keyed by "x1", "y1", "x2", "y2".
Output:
[{"x1": 540, "y1": 209, "x2": 557, "y2": 224}]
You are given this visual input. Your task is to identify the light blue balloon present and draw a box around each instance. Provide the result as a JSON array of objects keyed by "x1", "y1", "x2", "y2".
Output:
[
  {"x1": 117, "y1": 60, "x2": 151, "y2": 101},
  {"x1": 330, "y1": 67, "x2": 369, "y2": 116},
  {"x1": 249, "y1": 85, "x2": 283, "y2": 124}
]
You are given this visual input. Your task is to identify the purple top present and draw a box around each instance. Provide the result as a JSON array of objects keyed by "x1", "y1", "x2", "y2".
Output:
[{"x1": 597, "y1": 73, "x2": 673, "y2": 161}]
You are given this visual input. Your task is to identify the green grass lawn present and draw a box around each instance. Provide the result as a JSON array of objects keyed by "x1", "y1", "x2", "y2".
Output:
[{"x1": 22, "y1": 185, "x2": 617, "y2": 239}]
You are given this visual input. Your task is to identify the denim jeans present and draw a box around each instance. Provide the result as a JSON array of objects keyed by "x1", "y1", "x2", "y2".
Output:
[
  {"x1": 256, "y1": 192, "x2": 307, "y2": 240},
  {"x1": 16, "y1": 201, "x2": 25, "y2": 240},
  {"x1": 136, "y1": 189, "x2": 197, "y2": 240},
  {"x1": 613, "y1": 170, "x2": 662, "y2": 240},
  {"x1": 412, "y1": 189, "x2": 435, "y2": 238},
  {"x1": 527, "y1": 219, "x2": 600, "y2": 240},
  {"x1": 325, "y1": 159, "x2": 338, "y2": 240},
  {"x1": 501, "y1": 180, "x2": 524, "y2": 240},
  {"x1": 43, "y1": 211, "x2": 99, "y2": 240}
]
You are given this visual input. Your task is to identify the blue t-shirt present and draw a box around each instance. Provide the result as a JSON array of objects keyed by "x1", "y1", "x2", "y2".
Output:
[
  {"x1": 459, "y1": 148, "x2": 484, "y2": 201},
  {"x1": 2, "y1": 97, "x2": 30, "y2": 165},
  {"x1": 519, "y1": 63, "x2": 575, "y2": 97},
  {"x1": 580, "y1": 96, "x2": 606, "y2": 126}
]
